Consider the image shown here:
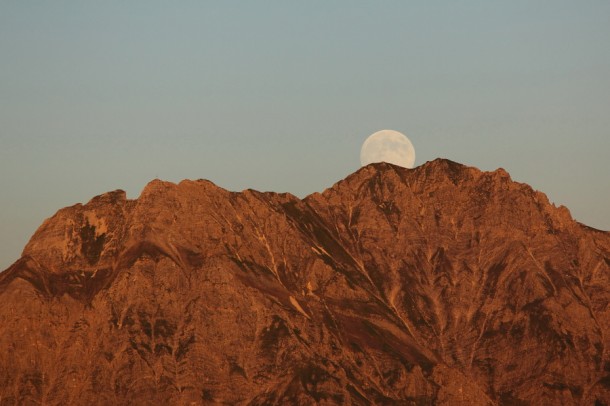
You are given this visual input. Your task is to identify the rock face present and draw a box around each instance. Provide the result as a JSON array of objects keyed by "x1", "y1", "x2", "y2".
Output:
[{"x1": 1, "y1": 159, "x2": 609, "y2": 405}]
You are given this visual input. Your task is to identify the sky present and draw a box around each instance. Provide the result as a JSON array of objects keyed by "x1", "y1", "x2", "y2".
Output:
[{"x1": 1, "y1": 1, "x2": 609, "y2": 270}]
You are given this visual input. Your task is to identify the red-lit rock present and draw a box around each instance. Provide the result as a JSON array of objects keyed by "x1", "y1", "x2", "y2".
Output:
[{"x1": 1, "y1": 159, "x2": 608, "y2": 405}]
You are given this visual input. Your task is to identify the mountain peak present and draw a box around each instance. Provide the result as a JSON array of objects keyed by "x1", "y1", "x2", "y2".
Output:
[
  {"x1": 1, "y1": 159, "x2": 609, "y2": 404},
  {"x1": 343, "y1": 158, "x2": 499, "y2": 190},
  {"x1": 86, "y1": 189, "x2": 127, "y2": 206}
]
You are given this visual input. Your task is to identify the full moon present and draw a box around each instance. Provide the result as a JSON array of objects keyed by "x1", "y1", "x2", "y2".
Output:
[{"x1": 360, "y1": 129, "x2": 416, "y2": 168}]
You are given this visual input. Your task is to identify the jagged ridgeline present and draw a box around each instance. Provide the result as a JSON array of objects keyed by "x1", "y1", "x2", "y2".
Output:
[{"x1": 1, "y1": 159, "x2": 609, "y2": 405}]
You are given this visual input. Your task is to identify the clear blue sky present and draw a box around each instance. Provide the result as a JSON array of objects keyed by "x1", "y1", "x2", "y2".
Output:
[{"x1": 1, "y1": 2, "x2": 609, "y2": 270}]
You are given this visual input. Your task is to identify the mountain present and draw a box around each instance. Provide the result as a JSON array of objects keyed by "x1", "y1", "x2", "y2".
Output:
[{"x1": 1, "y1": 159, "x2": 609, "y2": 405}]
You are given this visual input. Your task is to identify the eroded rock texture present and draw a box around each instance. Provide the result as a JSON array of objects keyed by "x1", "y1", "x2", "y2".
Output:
[{"x1": 1, "y1": 159, "x2": 609, "y2": 405}]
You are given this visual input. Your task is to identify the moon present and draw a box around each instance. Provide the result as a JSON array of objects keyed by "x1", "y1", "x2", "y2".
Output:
[{"x1": 360, "y1": 129, "x2": 416, "y2": 168}]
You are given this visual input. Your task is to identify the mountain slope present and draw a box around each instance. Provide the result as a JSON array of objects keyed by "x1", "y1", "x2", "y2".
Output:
[{"x1": 1, "y1": 159, "x2": 609, "y2": 405}]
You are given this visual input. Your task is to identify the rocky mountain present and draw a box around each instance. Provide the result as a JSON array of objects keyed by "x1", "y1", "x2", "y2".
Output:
[{"x1": 1, "y1": 159, "x2": 609, "y2": 405}]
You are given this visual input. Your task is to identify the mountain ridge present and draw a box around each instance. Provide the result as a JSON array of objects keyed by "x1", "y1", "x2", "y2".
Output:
[{"x1": 1, "y1": 158, "x2": 609, "y2": 405}]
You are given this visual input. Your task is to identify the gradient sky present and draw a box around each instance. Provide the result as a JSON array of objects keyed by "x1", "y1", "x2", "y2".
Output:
[{"x1": 1, "y1": 2, "x2": 609, "y2": 270}]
